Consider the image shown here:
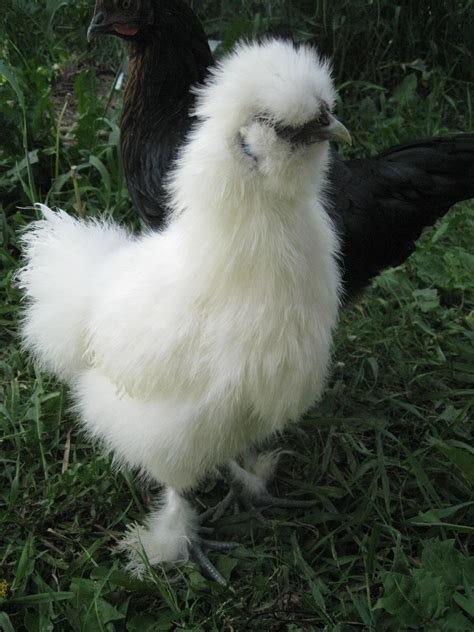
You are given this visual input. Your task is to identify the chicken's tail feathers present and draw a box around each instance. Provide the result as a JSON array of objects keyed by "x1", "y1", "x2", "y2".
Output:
[
  {"x1": 330, "y1": 132, "x2": 474, "y2": 302},
  {"x1": 377, "y1": 132, "x2": 474, "y2": 209},
  {"x1": 17, "y1": 205, "x2": 130, "y2": 382}
]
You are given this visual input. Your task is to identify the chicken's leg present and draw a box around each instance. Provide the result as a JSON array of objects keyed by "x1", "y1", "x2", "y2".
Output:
[
  {"x1": 119, "y1": 487, "x2": 237, "y2": 585},
  {"x1": 200, "y1": 449, "x2": 316, "y2": 524}
]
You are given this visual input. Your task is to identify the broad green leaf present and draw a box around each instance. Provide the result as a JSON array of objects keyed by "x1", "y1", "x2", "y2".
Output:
[
  {"x1": 412, "y1": 569, "x2": 447, "y2": 621},
  {"x1": 0, "y1": 61, "x2": 25, "y2": 108},
  {"x1": 127, "y1": 614, "x2": 174, "y2": 631},
  {"x1": 0, "y1": 612, "x2": 15, "y2": 632},
  {"x1": 437, "y1": 610, "x2": 473, "y2": 631},
  {"x1": 453, "y1": 592, "x2": 474, "y2": 617},
  {"x1": 94, "y1": 598, "x2": 125, "y2": 624},
  {"x1": 374, "y1": 572, "x2": 422, "y2": 628},
  {"x1": 216, "y1": 554, "x2": 239, "y2": 583},
  {"x1": 89, "y1": 155, "x2": 111, "y2": 197},
  {"x1": 438, "y1": 445, "x2": 474, "y2": 485},
  {"x1": 90, "y1": 567, "x2": 147, "y2": 591},
  {"x1": 412, "y1": 288, "x2": 440, "y2": 313},
  {"x1": 24, "y1": 609, "x2": 54, "y2": 632},
  {"x1": 421, "y1": 539, "x2": 462, "y2": 589},
  {"x1": 11, "y1": 533, "x2": 34, "y2": 594},
  {"x1": 10, "y1": 592, "x2": 73, "y2": 604},
  {"x1": 392, "y1": 73, "x2": 417, "y2": 105}
]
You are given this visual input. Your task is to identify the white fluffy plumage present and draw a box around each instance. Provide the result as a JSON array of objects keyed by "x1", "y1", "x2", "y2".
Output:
[{"x1": 18, "y1": 40, "x2": 341, "y2": 571}]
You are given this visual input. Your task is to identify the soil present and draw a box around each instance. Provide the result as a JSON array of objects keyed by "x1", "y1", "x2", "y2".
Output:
[{"x1": 51, "y1": 55, "x2": 125, "y2": 145}]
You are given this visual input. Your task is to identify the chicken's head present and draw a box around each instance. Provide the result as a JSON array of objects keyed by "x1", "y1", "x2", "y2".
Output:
[
  {"x1": 194, "y1": 40, "x2": 351, "y2": 191},
  {"x1": 87, "y1": 0, "x2": 154, "y2": 41}
]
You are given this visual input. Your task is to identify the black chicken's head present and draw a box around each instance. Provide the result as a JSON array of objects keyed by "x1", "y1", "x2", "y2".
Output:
[{"x1": 87, "y1": 0, "x2": 155, "y2": 42}]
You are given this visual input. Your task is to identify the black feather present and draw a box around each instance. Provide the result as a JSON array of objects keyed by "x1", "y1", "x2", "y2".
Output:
[{"x1": 328, "y1": 135, "x2": 474, "y2": 298}]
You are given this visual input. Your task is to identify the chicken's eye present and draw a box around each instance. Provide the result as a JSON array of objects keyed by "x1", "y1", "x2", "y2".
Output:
[{"x1": 122, "y1": 0, "x2": 131, "y2": 9}]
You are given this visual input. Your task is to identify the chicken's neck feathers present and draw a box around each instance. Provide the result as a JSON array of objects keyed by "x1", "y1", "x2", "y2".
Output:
[
  {"x1": 121, "y1": 0, "x2": 212, "y2": 164},
  {"x1": 164, "y1": 141, "x2": 338, "y2": 309}
]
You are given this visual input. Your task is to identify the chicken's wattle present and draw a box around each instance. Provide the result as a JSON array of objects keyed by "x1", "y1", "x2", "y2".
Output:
[{"x1": 114, "y1": 24, "x2": 138, "y2": 36}]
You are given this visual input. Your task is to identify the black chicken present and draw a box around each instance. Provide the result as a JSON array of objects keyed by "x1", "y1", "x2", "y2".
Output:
[{"x1": 88, "y1": 0, "x2": 474, "y2": 303}]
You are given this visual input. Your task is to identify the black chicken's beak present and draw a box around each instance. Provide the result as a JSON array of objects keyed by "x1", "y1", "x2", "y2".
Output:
[{"x1": 87, "y1": 7, "x2": 111, "y2": 41}]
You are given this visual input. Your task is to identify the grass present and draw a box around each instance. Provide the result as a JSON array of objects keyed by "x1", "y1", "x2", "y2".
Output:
[{"x1": 1, "y1": 1, "x2": 473, "y2": 630}]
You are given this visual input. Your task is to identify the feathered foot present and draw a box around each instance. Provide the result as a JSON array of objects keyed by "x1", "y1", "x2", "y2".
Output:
[
  {"x1": 119, "y1": 487, "x2": 237, "y2": 586},
  {"x1": 200, "y1": 449, "x2": 316, "y2": 524}
]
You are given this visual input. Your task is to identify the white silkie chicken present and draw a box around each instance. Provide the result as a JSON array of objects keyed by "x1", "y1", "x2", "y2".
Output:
[{"x1": 19, "y1": 40, "x2": 349, "y2": 584}]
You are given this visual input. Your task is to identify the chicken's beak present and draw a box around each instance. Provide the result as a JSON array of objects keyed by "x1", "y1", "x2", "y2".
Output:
[
  {"x1": 318, "y1": 113, "x2": 352, "y2": 145},
  {"x1": 276, "y1": 113, "x2": 352, "y2": 147},
  {"x1": 87, "y1": 6, "x2": 111, "y2": 41}
]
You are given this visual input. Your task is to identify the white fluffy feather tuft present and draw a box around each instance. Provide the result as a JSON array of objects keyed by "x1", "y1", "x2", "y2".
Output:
[
  {"x1": 17, "y1": 205, "x2": 130, "y2": 381},
  {"x1": 118, "y1": 489, "x2": 198, "y2": 576},
  {"x1": 193, "y1": 39, "x2": 335, "y2": 131},
  {"x1": 246, "y1": 449, "x2": 281, "y2": 483}
]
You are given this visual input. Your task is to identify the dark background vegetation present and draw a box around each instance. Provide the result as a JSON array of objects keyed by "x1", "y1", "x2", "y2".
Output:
[{"x1": 1, "y1": 1, "x2": 473, "y2": 630}]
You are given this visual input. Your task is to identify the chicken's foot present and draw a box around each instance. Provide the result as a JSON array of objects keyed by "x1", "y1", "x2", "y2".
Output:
[{"x1": 199, "y1": 452, "x2": 316, "y2": 524}]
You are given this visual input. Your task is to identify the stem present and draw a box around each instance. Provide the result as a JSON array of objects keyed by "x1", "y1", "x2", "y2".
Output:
[
  {"x1": 55, "y1": 94, "x2": 70, "y2": 180},
  {"x1": 71, "y1": 165, "x2": 85, "y2": 218}
]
